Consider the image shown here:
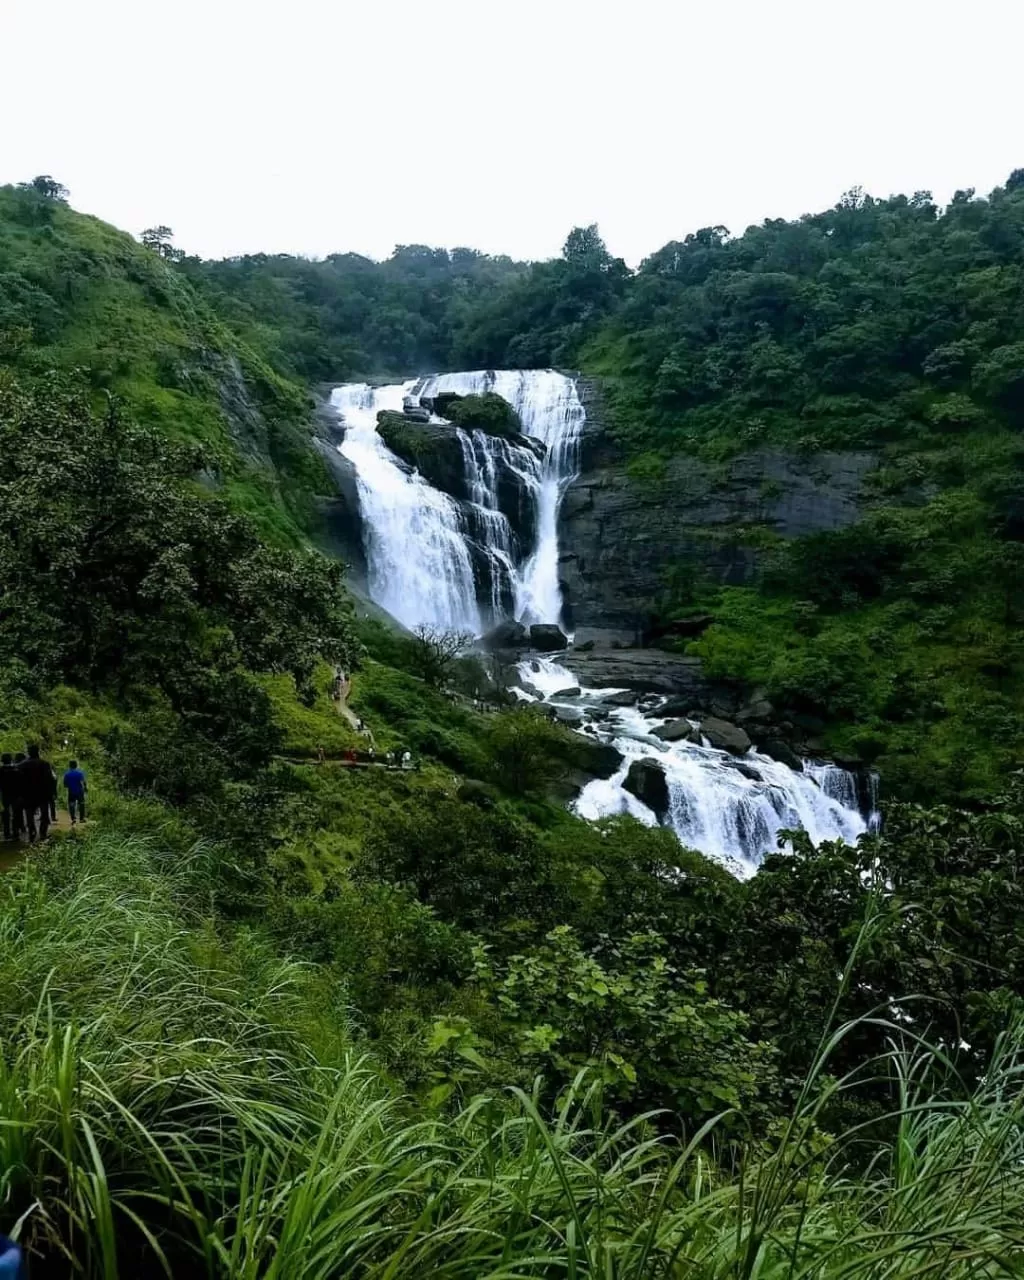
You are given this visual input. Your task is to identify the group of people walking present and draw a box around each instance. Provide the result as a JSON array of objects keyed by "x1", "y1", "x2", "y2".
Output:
[{"x1": 0, "y1": 747, "x2": 87, "y2": 844}]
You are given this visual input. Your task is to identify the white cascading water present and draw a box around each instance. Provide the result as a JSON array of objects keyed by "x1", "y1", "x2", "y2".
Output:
[
  {"x1": 331, "y1": 370, "x2": 583, "y2": 630},
  {"x1": 518, "y1": 657, "x2": 868, "y2": 877},
  {"x1": 331, "y1": 382, "x2": 483, "y2": 632}
]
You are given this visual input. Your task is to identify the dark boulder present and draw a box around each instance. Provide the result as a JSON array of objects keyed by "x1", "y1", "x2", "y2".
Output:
[
  {"x1": 445, "y1": 392, "x2": 523, "y2": 438},
  {"x1": 652, "y1": 718, "x2": 696, "y2": 743},
  {"x1": 376, "y1": 411, "x2": 467, "y2": 499},
  {"x1": 601, "y1": 690, "x2": 638, "y2": 707},
  {"x1": 573, "y1": 639, "x2": 595, "y2": 652},
  {"x1": 530, "y1": 624, "x2": 569, "y2": 652},
  {"x1": 699, "y1": 717, "x2": 752, "y2": 755},
  {"x1": 624, "y1": 759, "x2": 670, "y2": 820},
  {"x1": 481, "y1": 620, "x2": 528, "y2": 651},
  {"x1": 428, "y1": 390, "x2": 464, "y2": 418},
  {"x1": 649, "y1": 613, "x2": 715, "y2": 642},
  {"x1": 736, "y1": 696, "x2": 774, "y2": 725},
  {"x1": 756, "y1": 738, "x2": 804, "y2": 771}
]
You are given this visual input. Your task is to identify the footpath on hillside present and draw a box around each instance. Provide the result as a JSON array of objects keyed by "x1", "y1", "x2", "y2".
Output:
[
  {"x1": 277, "y1": 675, "x2": 420, "y2": 772},
  {"x1": 1, "y1": 809, "x2": 78, "y2": 872}
]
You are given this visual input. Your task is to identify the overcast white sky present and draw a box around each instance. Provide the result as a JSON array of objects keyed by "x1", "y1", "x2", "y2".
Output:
[{"x1": 4, "y1": 0, "x2": 1023, "y2": 265}]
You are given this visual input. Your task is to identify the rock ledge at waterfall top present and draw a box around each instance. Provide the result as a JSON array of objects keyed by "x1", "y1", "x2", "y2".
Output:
[{"x1": 375, "y1": 412, "x2": 471, "y2": 500}]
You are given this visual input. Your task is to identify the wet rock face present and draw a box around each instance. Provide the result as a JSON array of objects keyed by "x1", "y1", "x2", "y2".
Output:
[
  {"x1": 624, "y1": 759, "x2": 670, "y2": 820},
  {"x1": 562, "y1": 648, "x2": 723, "y2": 699},
  {"x1": 699, "y1": 717, "x2": 752, "y2": 756},
  {"x1": 652, "y1": 718, "x2": 696, "y2": 743},
  {"x1": 559, "y1": 379, "x2": 878, "y2": 631},
  {"x1": 481, "y1": 620, "x2": 528, "y2": 651},
  {"x1": 376, "y1": 412, "x2": 470, "y2": 499}
]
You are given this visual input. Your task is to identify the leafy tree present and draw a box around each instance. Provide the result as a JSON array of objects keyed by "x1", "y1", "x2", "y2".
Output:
[
  {"x1": 19, "y1": 175, "x2": 69, "y2": 201},
  {"x1": 474, "y1": 926, "x2": 777, "y2": 1122},
  {"x1": 486, "y1": 707, "x2": 566, "y2": 795},
  {"x1": 0, "y1": 372, "x2": 357, "y2": 708},
  {"x1": 408, "y1": 625, "x2": 472, "y2": 687},
  {"x1": 140, "y1": 225, "x2": 184, "y2": 262}
]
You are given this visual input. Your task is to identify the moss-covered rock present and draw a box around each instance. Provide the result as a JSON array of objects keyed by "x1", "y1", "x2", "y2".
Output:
[
  {"x1": 375, "y1": 411, "x2": 468, "y2": 498},
  {"x1": 438, "y1": 392, "x2": 524, "y2": 438}
]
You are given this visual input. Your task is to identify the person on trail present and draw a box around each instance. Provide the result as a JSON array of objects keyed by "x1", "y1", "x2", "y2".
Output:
[
  {"x1": 19, "y1": 745, "x2": 54, "y2": 843},
  {"x1": 401, "y1": 751, "x2": 412, "y2": 770},
  {"x1": 316, "y1": 743, "x2": 326, "y2": 765},
  {"x1": 0, "y1": 754, "x2": 18, "y2": 841},
  {"x1": 63, "y1": 760, "x2": 87, "y2": 825},
  {"x1": 11, "y1": 754, "x2": 26, "y2": 839}
]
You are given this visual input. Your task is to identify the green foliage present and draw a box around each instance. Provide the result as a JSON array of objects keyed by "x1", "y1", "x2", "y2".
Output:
[
  {"x1": 7, "y1": 832, "x2": 1024, "y2": 1277},
  {"x1": 0, "y1": 373, "x2": 357, "y2": 698},
  {"x1": 475, "y1": 925, "x2": 776, "y2": 1121}
]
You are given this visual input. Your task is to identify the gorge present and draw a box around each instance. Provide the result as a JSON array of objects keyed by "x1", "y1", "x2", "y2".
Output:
[{"x1": 329, "y1": 368, "x2": 871, "y2": 871}]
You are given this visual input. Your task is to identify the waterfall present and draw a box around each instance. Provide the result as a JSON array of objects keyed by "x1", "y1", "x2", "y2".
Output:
[
  {"x1": 330, "y1": 371, "x2": 866, "y2": 875},
  {"x1": 521, "y1": 657, "x2": 868, "y2": 878},
  {"x1": 331, "y1": 382, "x2": 482, "y2": 633},
  {"x1": 331, "y1": 370, "x2": 583, "y2": 632}
]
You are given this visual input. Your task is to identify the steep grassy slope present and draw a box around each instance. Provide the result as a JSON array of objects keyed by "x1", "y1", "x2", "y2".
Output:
[{"x1": 0, "y1": 183, "x2": 325, "y2": 543}]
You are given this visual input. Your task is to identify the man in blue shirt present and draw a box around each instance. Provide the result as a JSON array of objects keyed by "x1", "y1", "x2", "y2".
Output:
[{"x1": 63, "y1": 760, "x2": 87, "y2": 825}]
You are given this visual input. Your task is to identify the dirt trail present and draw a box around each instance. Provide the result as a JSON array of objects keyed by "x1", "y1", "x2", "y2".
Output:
[
  {"x1": 335, "y1": 678, "x2": 372, "y2": 739},
  {"x1": 1, "y1": 810, "x2": 79, "y2": 872}
]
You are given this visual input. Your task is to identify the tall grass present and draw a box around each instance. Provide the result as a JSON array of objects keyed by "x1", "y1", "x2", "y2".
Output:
[{"x1": 0, "y1": 833, "x2": 1022, "y2": 1277}]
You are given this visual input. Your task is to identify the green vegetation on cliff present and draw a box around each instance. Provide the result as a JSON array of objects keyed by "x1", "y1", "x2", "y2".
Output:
[{"x1": 0, "y1": 183, "x2": 323, "y2": 543}]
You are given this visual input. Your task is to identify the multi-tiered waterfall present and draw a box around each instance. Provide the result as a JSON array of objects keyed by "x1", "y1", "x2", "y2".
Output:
[
  {"x1": 331, "y1": 370, "x2": 582, "y2": 633},
  {"x1": 330, "y1": 369, "x2": 871, "y2": 874}
]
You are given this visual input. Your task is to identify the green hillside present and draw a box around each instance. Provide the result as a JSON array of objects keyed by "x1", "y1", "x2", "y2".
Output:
[
  {"x1": 3, "y1": 175, "x2": 1024, "y2": 1275},
  {"x1": 0, "y1": 182, "x2": 324, "y2": 544}
]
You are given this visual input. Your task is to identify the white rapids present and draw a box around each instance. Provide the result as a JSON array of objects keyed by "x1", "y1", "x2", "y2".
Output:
[
  {"x1": 330, "y1": 370, "x2": 583, "y2": 633},
  {"x1": 518, "y1": 657, "x2": 869, "y2": 878}
]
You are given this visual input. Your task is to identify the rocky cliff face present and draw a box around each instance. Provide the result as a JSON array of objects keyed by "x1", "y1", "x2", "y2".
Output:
[
  {"x1": 558, "y1": 379, "x2": 878, "y2": 631},
  {"x1": 311, "y1": 395, "x2": 370, "y2": 593}
]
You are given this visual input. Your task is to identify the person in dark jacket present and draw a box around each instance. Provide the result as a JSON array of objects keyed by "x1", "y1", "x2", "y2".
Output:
[
  {"x1": 11, "y1": 753, "x2": 26, "y2": 839},
  {"x1": 19, "y1": 745, "x2": 54, "y2": 843},
  {"x1": 0, "y1": 754, "x2": 18, "y2": 841}
]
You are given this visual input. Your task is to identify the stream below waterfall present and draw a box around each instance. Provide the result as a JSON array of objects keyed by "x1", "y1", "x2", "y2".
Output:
[
  {"x1": 329, "y1": 369, "x2": 873, "y2": 876},
  {"x1": 515, "y1": 656, "x2": 873, "y2": 877}
]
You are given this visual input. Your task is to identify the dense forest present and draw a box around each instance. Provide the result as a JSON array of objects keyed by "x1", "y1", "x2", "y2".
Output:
[{"x1": 1, "y1": 174, "x2": 1024, "y2": 1275}]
